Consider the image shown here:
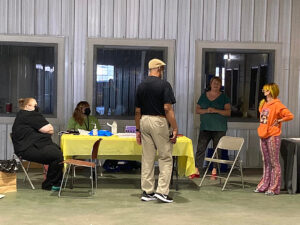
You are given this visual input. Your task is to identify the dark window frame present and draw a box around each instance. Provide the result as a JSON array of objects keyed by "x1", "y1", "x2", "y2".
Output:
[
  {"x1": 0, "y1": 35, "x2": 65, "y2": 124},
  {"x1": 202, "y1": 49, "x2": 275, "y2": 122},
  {"x1": 86, "y1": 39, "x2": 176, "y2": 121}
]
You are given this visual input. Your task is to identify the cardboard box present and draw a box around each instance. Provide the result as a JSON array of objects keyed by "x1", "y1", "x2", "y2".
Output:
[{"x1": 0, "y1": 172, "x2": 17, "y2": 193}]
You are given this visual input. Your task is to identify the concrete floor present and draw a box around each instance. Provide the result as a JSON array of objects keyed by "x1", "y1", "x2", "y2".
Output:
[{"x1": 0, "y1": 168, "x2": 300, "y2": 225}]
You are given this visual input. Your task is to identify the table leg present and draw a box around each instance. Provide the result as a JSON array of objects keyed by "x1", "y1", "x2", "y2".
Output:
[{"x1": 170, "y1": 156, "x2": 178, "y2": 191}]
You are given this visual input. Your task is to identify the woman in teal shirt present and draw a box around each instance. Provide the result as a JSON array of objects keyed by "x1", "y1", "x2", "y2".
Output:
[
  {"x1": 191, "y1": 77, "x2": 231, "y2": 179},
  {"x1": 67, "y1": 101, "x2": 100, "y2": 131}
]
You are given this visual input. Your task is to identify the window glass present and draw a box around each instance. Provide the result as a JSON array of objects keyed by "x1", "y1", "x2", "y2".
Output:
[
  {"x1": 94, "y1": 47, "x2": 166, "y2": 118},
  {"x1": 203, "y1": 51, "x2": 274, "y2": 121},
  {"x1": 0, "y1": 43, "x2": 57, "y2": 116}
]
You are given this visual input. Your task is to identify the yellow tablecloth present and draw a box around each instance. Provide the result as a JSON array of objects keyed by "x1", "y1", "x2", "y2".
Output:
[{"x1": 60, "y1": 134, "x2": 196, "y2": 177}]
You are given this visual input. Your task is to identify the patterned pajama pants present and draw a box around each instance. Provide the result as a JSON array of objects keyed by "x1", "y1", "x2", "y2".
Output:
[{"x1": 256, "y1": 136, "x2": 281, "y2": 194}]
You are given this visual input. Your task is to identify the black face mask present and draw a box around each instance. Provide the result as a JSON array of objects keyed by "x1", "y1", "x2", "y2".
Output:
[
  {"x1": 34, "y1": 106, "x2": 39, "y2": 112},
  {"x1": 84, "y1": 108, "x2": 91, "y2": 116}
]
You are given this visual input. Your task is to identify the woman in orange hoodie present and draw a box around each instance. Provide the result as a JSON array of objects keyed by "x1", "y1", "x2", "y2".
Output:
[{"x1": 255, "y1": 83, "x2": 294, "y2": 195}]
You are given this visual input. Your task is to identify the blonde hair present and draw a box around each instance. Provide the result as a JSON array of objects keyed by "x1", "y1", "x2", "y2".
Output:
[
  {"x1": 259, "y1": 83, "x2": 280, "y2": 110},
  {"x1": 18, "y1": 98, "x2": 35, "y2": 110}
]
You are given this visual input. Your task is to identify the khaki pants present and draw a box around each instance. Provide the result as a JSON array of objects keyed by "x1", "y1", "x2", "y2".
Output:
[{"x1": 140, "y1": 115, "x2": 173, "y2": 195}]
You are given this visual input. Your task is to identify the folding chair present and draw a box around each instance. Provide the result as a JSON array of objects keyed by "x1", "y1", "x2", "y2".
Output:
[
  {"x1": 12, "y1": 153, "x2": 35, "y2": 190},
  {"x1": 58, "y1": 138, "x2": 102, "y2": 197},
  {"x1": 9, "y1": 133, "x2": 36, "y2": 190},
  {"x1": 199, "y1": 136, "x2": 245, "y2": 191}
]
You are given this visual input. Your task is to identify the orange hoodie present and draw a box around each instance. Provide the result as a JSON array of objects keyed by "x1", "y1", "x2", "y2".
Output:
[{"x1": 257, "y1": 99, "x2": 294, "y2": 138}]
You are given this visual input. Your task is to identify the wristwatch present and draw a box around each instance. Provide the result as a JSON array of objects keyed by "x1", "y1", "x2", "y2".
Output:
[{"x1": 136, "y1": 129, "x2": 140, "y2": 132}]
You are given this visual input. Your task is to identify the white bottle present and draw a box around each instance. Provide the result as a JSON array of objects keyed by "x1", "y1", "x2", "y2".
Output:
[
  {"x1": 111, "y1": 121, "x2": 117, "y2": 134},
  {"x1": 107, "y1": 121, "x2": 118, "y2": 134},
  {"x1": 92, "y1": 124, "x2": 98, "y2": 136}
]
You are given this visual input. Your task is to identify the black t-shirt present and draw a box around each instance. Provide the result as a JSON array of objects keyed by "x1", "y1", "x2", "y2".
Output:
[
  {"x1": 135, "y1": 76, "x2": 176, "y2": 116},
  {"x1": 12, "y1": 110, "x2": 53, "y2": 153}
]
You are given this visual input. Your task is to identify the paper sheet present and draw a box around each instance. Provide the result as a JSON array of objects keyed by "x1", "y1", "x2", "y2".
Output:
[{"x1": 78, "y1": 129, "x2": 90, "y2": 135}]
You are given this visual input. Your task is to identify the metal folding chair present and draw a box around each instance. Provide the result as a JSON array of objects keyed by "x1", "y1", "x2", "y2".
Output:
[
  {"x1": 199, "y1": 136, "x2": 245, "y2": 191},
  {"x1": 58, "y1": 138, "x2": 102, "y2": 197},
  {"x1": 10, "y1": 133, "x2": 36, "y2": 190},
  {"x1": 12, "y1": 154, "x2": 35, "y2": 190}
]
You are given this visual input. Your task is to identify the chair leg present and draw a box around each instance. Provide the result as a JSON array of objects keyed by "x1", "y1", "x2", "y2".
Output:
[
  {"x1": 222, "y1": 163, "x2": 236, "y2": 191},
  {"x1": 64, "y1": 164, "x2": 72, "y2": 189},
  {"x1": 19, "y1": 160, "x2": 35, "y2": 190},
  {"x1": 98, "y1": 159, "x2": 103, "y2": 177},
  {"x1": 240, "y1": 160, "x2": 245, "y2": 189},
  {"x1": 175, "y1": 156, "x2": 178, "y2": 191},
  {"x1": 58, "y1": 165, "x2": 69, "y2": 197},
  {"x1": 94, "y1": 164, "x2": 98, "y2": 191},
  {"x1": 199, "y1": 161, "x2": 212, "y2": 188},
  {"x1": 90, "y1": 167, "x2": 94, "y2": 195},
  {"x1": 217, "y1": 163, "x2": 221, "y2": 184},
  {"x1": 23, "y1": 161, "x2": 31, "y2": 182}
]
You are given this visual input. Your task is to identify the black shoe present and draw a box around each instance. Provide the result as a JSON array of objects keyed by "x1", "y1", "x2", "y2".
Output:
[
  {"x1": 41, "y1": 185, "x2": 52, "y2": 191},
  {"x1": 141, "y1": 191, "x2": 157, "y2": 201},
  {"x1": 154, "y1": 193, "x2": 173, "y2": 203}
]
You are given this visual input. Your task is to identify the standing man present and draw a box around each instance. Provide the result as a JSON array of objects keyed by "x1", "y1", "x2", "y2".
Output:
[{"x1": 135, "y1": 58, "x2": 178, "y2": 203}]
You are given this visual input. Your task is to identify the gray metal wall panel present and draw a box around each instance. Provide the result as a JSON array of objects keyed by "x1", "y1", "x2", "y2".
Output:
[
  {"x1": 21, "y1": 0, "x2": 35, "y2": 35},
  {"x1": 247, "y1": 130, "x2": 262, "y2": 168},
  {"x1": 126, "y1": 0, "x2": 139, "y2": 38},
  {"x1": 48, "y1": 0, "x2": 62, "y2": 35},
  {"x1": 279, "y1": 0, "x2": 292, "y2": 71},
  {"x1": 114, "y1": 0, "x2": 127, "y2": 38},
  {"x1": 34, "y1": 0, "x2": 48, "y2": 35},
  {"x1": 175, "y1": 0, "x2": 191, "y2": 134},
  {"x1": 8, "y1": 0, "x2": 21, "y2": 34},
  {"x1": 164, "y1": 0, "x2": 178, "y2": 39},
  {"x1": 0, "y1": 0, "x2": 297, "y2": 167},
  {"x1": 101, "y1": 0, "x2": 114, "y2": 38},
  {"x1": 236, "y1": 129, "x2": 249, "y2": 167},
  {"x1": 287, "y1": 0, "x2": 300, "y2": 137},
  {"x1": 6, "y1": 124, "x2": 13, "y2": 159},
  {"x1": 266, "y1": 0, "x2": 279, "y2": 42},
  {"x1": 188, "y1": 0, "x2": 203, "y2": 139},
  {"x1": 73, "y1": 0, "x2": 88, "y2": 105},
  {"x1": 228, "y1": 0, "x2": 241, "y2": 41},
  {"x1": 152, "y1": 0, "x2": 165, "y2": 39},
  {"x1": 0, "y1": 0, "x2": 8, "y2": 33},
  {"x1": 62, "y1": 0, "x2": 75, "y2": 124},
  {"x1": 241, "y1": 0, "x2": 254, "y2": 42},
  {"x1": 190, "y1": 0, "x2": 203, "y2": 41},
  {"x1": 138, "y1": 0, "x2": 152, "y2": 39},
  {"x1": 88, "y1": 0, "x2": 101, "y2": 37},
  {"x1": 278, "y1": 0, "x2": 292, "y2": 108},
  {"x1": 253, "y1": 0, "x2": 267, "y2": 42},
  {"x1": 203, "y1": 0, "x2": 216, "y2": 40},
  {"x1": 0, "y1": 125, "x2": 6, "y2": 159},
  {"x1": 216, "y1": 0, "x2": 229, "y2": 41}
]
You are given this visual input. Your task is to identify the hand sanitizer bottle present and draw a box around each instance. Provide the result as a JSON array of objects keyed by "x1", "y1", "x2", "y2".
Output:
[{"x1": 92, "y1": 124, "x2": 98, "y2": 136}]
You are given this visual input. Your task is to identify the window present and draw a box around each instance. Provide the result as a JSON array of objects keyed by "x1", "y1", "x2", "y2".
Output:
[
  {"x1": 87, "y1": 39, "x2": 175, "y2": 120},
  {"x1": 202, "y1": 50, "x2": 274, "y2": 121},
  {"x1": 0, "y1": 42, "x2": 57, "y2": 116}
]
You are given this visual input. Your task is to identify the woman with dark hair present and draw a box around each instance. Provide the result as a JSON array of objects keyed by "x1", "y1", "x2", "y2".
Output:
[
  {"x1": 12, "y1": 98, "x2": 63, "y2": 191},
  {"x1": 190, "y1": 77, "x2": 231, "y2": 179},
  {"x1": 255, "y1": 83, "x2": 293, "y2": 195},
  {"x1": 67, "y1": 101, "x2": 100, "y2": 131}
]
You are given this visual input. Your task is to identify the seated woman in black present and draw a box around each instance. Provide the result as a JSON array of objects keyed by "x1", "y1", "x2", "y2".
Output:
[{"x1": 12, "y1": 98, "x2": 63, "y2": 191}]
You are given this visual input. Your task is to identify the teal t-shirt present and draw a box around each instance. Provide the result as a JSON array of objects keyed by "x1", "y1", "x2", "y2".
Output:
[
  {"x1": 67, "y1": 116, "x2": 101, "y2": 131},
  {"x1": 197, "y1": 92, "x2": 230, "y2": 131}
]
